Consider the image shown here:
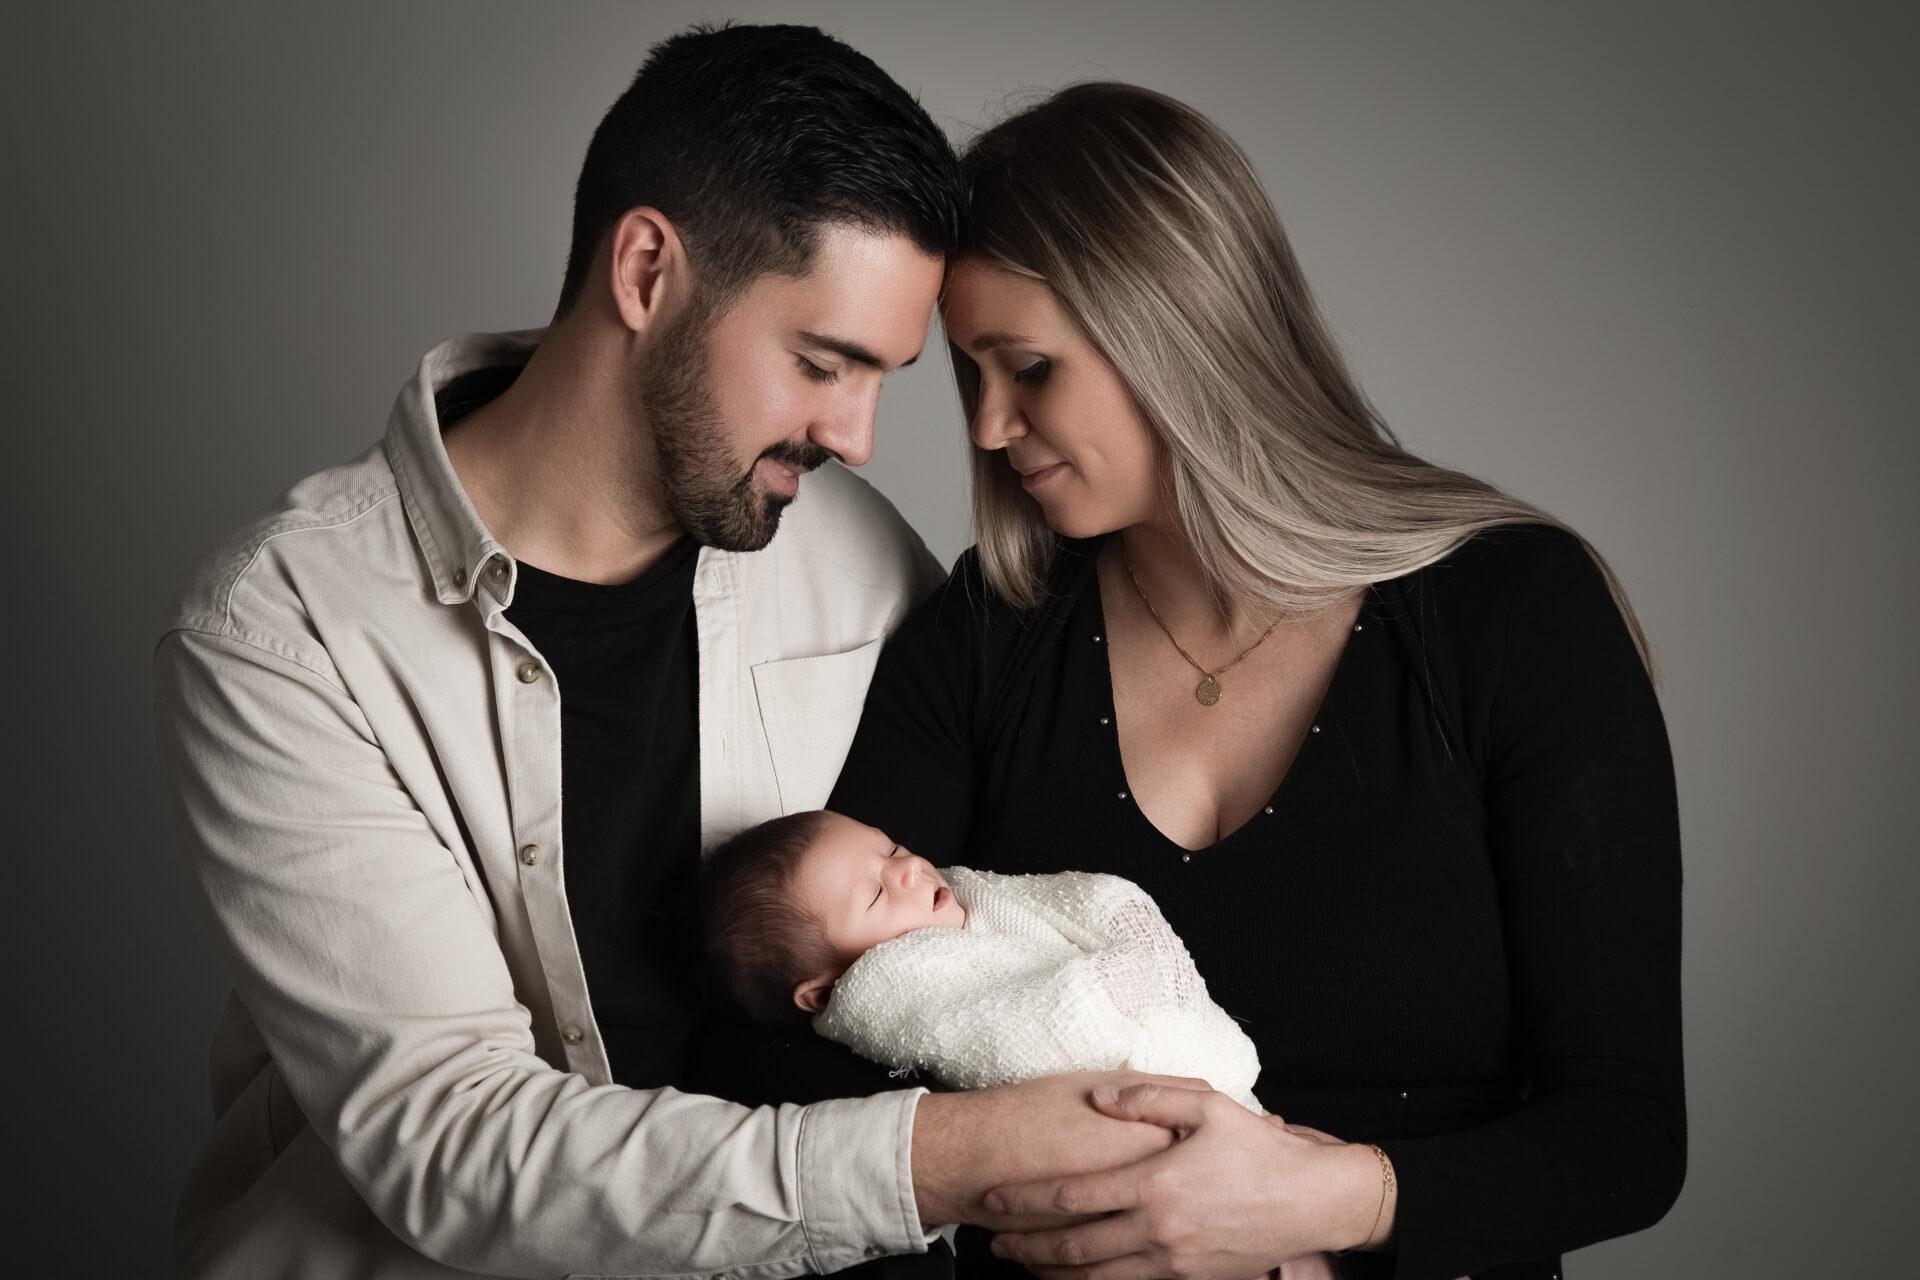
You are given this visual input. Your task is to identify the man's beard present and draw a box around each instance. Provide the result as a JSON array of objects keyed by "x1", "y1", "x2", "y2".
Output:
[{"x1": 639, "y1": 304, "x2": 831, "y2": 553}]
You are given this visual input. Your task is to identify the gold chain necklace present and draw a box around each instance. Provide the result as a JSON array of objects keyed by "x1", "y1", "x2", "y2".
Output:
[{"x1": 1119, "y1": 545, "x2": 1282, "y2": 706}]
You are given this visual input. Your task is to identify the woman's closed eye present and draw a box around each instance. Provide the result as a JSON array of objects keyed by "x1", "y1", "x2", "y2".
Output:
[{"x1": 1012, "y1": 357, "x2": 1050, "y2": 387}]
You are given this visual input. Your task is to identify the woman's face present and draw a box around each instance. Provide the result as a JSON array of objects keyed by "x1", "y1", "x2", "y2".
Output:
[{"x1": 942, "y1": 260, "x2": 1163, "y2": 539}]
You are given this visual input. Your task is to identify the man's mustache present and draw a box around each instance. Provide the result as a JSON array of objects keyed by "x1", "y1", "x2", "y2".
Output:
[{"x1": 759, "y1": 440, "x2": 835, "y2": 472}]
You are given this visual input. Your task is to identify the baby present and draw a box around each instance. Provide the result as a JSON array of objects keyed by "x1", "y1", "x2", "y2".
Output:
[
  {"x1": 699, "y1": 811, "x2": 1353, "y2": 1280},
  {"x1": 698, "y1": 808, "x2": 1262, "y2": 1109}
]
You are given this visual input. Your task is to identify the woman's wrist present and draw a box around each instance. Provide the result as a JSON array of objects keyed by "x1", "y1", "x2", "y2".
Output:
[{"x1": 1321, "y1": 1140, "x2": 1398, "y2": 1253}]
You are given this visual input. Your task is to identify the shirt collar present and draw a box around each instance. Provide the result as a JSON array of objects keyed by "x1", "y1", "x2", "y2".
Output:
[{"x1": 384, "y1": 329, "x2": 543, "y2": 606}]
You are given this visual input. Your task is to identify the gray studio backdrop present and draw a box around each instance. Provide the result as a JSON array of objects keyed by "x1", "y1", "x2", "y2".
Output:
[{"x1": 7, "y1": 2, "x2": 1914, "y2": 1275}]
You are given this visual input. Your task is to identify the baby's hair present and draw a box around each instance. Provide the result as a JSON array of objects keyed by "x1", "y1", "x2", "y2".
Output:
[{"x1": 699, "y1": 809, "x2": 839, "y2": 1028}]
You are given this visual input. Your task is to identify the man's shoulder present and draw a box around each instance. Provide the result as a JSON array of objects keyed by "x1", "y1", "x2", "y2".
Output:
[
  {"x1": 161, "y1": 443, "x2": 407, "y2": 677},
  {"x1": 769, "y1": 461, "x2": 940, "y2": 590}
]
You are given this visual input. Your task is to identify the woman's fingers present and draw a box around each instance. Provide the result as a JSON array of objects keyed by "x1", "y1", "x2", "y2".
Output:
[
  {"x1": 991, "y1": 1213, "x2": 1141, "y2": 1268},
  {"x1": 1023, "y1": 1257, "x2": 1167, "y2": 1280},
  {"x1": 984, "y1": 1163, "x2": 1144, "y2": 1219}
]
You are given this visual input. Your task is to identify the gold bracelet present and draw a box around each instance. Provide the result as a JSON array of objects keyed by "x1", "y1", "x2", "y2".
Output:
[{"x1": 1360, "y1": 1143, "x2": 1397, "y2": 1250}]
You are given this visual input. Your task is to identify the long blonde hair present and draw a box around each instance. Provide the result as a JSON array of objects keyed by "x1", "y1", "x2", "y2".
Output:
[{"x1": 956, "y1": 83, "x2": 1652, "y2": 670}]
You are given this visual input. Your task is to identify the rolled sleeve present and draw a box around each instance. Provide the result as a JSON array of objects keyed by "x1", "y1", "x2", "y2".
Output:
[{"x1": 798, "y1": 1089, "x2": 934, "y2": 1271}]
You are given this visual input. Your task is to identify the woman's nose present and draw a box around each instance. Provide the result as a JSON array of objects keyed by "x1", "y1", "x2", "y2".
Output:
[{"x1": 969, "y1": 387, "x2": 1027, "y2": 451}]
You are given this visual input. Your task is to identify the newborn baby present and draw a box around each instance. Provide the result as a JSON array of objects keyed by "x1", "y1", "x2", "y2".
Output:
[{"x1": 698, "y1": 809, "x2": 1262, "y2": 1109}]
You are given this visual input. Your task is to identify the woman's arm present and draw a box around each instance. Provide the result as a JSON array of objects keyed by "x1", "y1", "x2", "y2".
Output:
[{"x1": 829, "y1": 552, "x2": 987, "y2": 861}]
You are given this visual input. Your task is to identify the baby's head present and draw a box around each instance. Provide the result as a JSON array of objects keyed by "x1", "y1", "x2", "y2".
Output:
[{"x1": 699, "y1": 810, "x2": 967, "y2": 1026}]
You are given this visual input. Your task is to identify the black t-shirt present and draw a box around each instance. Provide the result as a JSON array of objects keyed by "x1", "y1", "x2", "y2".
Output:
[
  {"x1": 826, "y1": 526, "x2": 1685, "y2": 1280},
  {"x1": 506, "y1": 545, "x2": 703, "y2": 1088},
  {"x1": 438, "y1": 366, "x2": 705, "y2": 1090}
]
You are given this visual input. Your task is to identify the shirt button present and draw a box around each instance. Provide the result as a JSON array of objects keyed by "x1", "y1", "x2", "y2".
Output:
[
  {"x1": 518, "y1": 844, "x2": 542, "y2": 867},
  {"x1": 1310, "y1": 724, "x2": 1321, "y2": 733},
  {"x1": 491, "y1": 561, "x2": 509, "y2": 579},
  {"x1": 864, "y1": 1246, "x2": 886, "y2": 1259},
  {"x1": 1099, "y1": 716, "x2": 1110, "y2": 725},
  {"x1": 517, "y1": 662, "x2": 542, "y2": 684},
  {"x1": 561, "y1": 1024, "x2": 585, "y2": 1045},
  {"x1": 452, "y1": 567, "x2": 467, "y2": 588}
]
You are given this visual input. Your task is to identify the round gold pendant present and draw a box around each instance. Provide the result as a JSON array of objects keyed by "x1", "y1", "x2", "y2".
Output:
[{"x1": 1195, "y1": 675, "x2": 1222, "y2": 706}]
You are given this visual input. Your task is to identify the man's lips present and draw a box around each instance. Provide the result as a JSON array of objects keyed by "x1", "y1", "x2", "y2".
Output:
[{"x1": 759, "y1": 457, "x2": 808, "y2": 497}]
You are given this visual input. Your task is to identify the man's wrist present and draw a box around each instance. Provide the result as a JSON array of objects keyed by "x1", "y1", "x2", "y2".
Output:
[{"x1": 908, "y1": 1091, "x2": 973, "y2": 1228}]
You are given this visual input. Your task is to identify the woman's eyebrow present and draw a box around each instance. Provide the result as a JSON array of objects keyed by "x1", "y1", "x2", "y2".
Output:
[{"x1": 967, "y1": 330, "x2": 1035, "y2": 353}]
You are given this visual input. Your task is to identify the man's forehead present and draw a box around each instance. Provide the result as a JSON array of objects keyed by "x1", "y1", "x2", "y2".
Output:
[{"x1": 721, "y1": 228, "x2": 941, "y2": 366}]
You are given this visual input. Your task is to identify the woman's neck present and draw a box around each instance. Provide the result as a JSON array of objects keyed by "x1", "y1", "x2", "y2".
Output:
[{"x1": 1111, "y1": 524, "x2": 1274, "y2": 642}]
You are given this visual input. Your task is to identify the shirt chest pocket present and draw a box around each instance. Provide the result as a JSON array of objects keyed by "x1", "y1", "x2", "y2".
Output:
[{"x1": 750, "y1": 636, "x2": 885, "y2": 813}]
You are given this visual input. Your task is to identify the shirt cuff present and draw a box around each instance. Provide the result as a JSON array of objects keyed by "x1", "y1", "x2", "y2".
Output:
[{"x1": 797, "y1": 1087, "x2": 934, "y2": 1270}]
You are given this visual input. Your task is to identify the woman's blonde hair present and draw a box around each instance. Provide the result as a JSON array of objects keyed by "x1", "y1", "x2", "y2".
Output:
[{"x1": 956, "y1": 83, "x2": 1651, "y2": 670}]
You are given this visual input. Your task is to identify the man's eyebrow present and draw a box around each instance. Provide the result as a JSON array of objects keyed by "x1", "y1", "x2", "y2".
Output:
[
  {"x1": 967, "y1": 330, "x2": 1035, "y2": 353},
  {"x1": 798, "y1": 331, "x2": 921, "y2": 371}
]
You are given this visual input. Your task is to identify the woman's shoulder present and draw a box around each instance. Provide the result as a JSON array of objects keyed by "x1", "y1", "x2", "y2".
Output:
[{"x1": 1380, "y1": 522, "x2": 1612, "y2": 634}]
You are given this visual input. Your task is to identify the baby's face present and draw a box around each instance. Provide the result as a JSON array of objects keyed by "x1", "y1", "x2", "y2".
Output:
[{"x1": 792, "y1": 813, "x2": 967, "y2": 968}]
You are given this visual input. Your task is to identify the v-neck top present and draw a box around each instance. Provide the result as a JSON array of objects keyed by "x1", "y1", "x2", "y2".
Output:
[{"x1": 829, "y1": 525, "x2": 1684, "y2": 1280}]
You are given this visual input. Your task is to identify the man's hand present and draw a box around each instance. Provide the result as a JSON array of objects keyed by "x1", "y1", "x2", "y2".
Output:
[{"x1": 910, "y1": 1071, "x2": 1211, "y2": 1231}]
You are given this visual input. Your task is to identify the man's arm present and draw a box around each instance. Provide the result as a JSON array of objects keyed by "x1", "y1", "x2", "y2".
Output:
[{"x1": 157, "y1": 626, "x2": 930, "y2": 1277}]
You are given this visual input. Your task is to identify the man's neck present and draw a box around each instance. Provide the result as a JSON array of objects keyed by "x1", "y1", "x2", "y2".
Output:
[{"x1": 443, "y1": 321, "x2": 684, "y2": 585}]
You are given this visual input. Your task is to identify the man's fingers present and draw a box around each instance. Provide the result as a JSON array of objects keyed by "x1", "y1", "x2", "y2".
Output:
[
  {"x1": 1088, "y1": 1080, "x2": 1216, "y2": 1133},
  {"x1": 991, "y1": 1213, "x2": 1142, "y2": 1268},
  {"x1": 984, "y1": 1165, "x2": 1142, "y2": 1219}
]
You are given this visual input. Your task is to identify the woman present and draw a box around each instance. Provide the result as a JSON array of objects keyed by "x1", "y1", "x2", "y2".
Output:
[{"x1": 828, "y1": 84, "x2": 1683, "y2": 1280}]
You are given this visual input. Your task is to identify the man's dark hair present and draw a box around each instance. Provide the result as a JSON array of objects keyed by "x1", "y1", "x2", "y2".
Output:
[
  {"x1": 557, "y1": 23, "x2": 964, "y2": 316},
  {"x1": 699, "y1": 810, "x2": 839, "y2": 1028}
]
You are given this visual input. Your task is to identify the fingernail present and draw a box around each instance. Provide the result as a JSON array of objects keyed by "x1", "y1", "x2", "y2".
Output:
[
  {"x1": 989, "y1": 1236, "x2": 1008, "y2": 1257},
  {"x1": 1093, "y1": 1085, "x2": 1120, "y2": 1106},
  {"x1": 984, "y1": 1191, "x2": 1005, "y2": 1214}
]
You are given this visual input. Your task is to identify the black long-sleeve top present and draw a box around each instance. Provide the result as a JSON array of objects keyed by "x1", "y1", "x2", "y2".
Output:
[{"x1": 828, "y1": 525, "x2": 1685, "y2": 1280}]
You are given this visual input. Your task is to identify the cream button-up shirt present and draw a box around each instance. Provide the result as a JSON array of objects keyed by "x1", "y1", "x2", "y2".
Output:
[{"x1": 155, "y1": 331, "x2": 946, "y2": 1279}]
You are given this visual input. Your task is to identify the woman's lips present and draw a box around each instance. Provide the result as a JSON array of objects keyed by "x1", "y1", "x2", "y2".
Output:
[{"x1": 1018, "y1": 462, "x2": 1065, "y2": 491}]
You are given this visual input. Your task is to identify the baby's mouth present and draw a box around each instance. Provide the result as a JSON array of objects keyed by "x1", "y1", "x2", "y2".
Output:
[{"x1": 931, "y1": 885, "x2": 950, "y2": 912}]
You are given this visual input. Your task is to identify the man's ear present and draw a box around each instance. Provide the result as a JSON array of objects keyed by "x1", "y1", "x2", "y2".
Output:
[
  {"x1": 793, "y1": 974, "x2": 836, "y2": 1015},
  {"x1": 606, "y1": 206, "x2": 689, "y2": 334}
]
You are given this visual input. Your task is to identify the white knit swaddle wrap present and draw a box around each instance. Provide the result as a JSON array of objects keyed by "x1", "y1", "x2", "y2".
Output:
[{"x1": 813, "y1": 867, "x2": 1262, "y2": 1109}]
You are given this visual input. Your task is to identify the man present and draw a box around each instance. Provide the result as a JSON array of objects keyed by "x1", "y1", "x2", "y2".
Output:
[{"x1": 155, "y1": 23, "x2": 1170, "y2": 1280}]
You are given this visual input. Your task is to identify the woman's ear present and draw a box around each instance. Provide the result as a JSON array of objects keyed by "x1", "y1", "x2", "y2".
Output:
[{"x1": 793, "y1": 974, "x2": 836, "y2": 1015}]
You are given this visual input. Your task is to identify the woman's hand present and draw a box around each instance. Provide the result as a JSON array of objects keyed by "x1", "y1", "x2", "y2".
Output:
[{"x1": 983, "y1": 1082, "x2": 1392, "y2": 1280}]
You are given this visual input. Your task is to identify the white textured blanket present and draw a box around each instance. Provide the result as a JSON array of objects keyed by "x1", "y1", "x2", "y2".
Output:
[{"x1": 814, "y1": 866, "x2": 1262, "y2": 1109}]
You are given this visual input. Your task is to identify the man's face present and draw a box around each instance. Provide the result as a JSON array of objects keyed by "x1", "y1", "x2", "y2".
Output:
[{"x1": 639, "y1": 224, "x2": 944, "y2": 552}]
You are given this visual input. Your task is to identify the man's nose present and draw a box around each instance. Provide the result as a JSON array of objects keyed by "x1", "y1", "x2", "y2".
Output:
[{"x1": 810, "y1": 383, "x2": 879, "y2": 467}]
